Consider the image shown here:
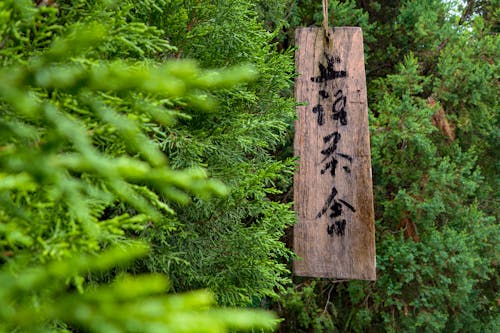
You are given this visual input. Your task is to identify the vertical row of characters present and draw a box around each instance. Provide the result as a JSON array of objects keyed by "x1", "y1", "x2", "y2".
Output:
[{"x1": 310, "y1": 53, "x2": 356, "y2": 238}]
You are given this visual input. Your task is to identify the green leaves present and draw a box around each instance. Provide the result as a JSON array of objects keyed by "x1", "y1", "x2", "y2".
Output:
[
  {"x1": 276, "y1": 1, "x2": 498, "y2": 332},
  {"x1": 0, "y1": 1, "x2": 287, "y2": 332},
  {"x1": 0, "y1": 12, "x2": 258, "y2": 256},
  {"x1": 0, "y1": 244, "x2": 278, "y2": 333},
  {"x1": 132, "y1": 0, "x2": 297, "y2": 308}
]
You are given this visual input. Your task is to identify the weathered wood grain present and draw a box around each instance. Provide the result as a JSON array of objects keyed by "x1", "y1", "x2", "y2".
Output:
[{"x1": 293, "y1": 27, "x2": 376, "y2": 280}]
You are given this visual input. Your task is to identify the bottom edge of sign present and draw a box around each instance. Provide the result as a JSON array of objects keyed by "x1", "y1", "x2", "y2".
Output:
[{"x1": 293, "y1": 269, "x2": 376, "y2": 281}]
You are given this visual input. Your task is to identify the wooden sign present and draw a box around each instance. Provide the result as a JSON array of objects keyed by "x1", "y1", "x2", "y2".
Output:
[{"x1": 293, "y1": 27, "x2": 376, "y2": 280}]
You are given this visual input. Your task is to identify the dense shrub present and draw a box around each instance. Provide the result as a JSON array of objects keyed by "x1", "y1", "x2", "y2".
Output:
[
  {"x1": 1, "y1": 0, "x2": 497, "y2": 332},
  {"x1": 274, "y1": 1, "x2": 499, "y2": 332},
  {"x1": 0, "y1": 0, "x2": 289, "y2": 331}
]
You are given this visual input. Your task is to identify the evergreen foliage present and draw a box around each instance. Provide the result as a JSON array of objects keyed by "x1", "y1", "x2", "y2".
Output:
[
  {"x1": 0, "y1": 244, "x2": 277, "y2": 333},
  {"x1": 273, "y1": 1, "x2": 499, "y2": 332},
  {"x1": 128, "y1": 0, "x2": 297, "y2": 306},
  {"x1": 0, "y1": 0, "x2": 285, "y2": 331},
  {"x1": 1, "y1": 0, "x2": 498, "y2": 332}
]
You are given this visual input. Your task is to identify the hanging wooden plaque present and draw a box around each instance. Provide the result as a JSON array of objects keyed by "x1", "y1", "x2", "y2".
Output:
[{"x1": 293, "y1": 27, "x2": 376, "y2": 280}]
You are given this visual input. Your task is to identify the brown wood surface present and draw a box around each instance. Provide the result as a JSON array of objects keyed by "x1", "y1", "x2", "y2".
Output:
[{"x1": 293, "y1": 27, "x2": 376, "y2": 280}]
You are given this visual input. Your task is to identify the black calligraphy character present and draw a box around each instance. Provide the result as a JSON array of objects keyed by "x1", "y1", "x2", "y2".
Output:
[
  {"x1": 320, "y1": 134, "x2": 354, "y2": 176},
  {"x1": 332, "y1": 90, "x2": 347, "y2": 125},
  {"x1": 312, "y1": 104, "x2": 325, "y2": 126},
  {"x1": 316, "y1": 186, "x2": 355, "y2": 219},
  {"x1": 321, "y1": 132, "x2": 341, "y2": 157},
  {"x1": 330, "y1": 200, "x2": 342, "y2": 217},
  {"x1": 317, "y1": 187, "x2": 357, "y2": 220},
  {"x1": 312, "y1": 90, "x2": 330, "y2": 126},
  {"x1": 327, "y1": 219, "x2": 347, "y2": 237},
  {"x1": 328, "y1": 199, "x2": 356, "y2": 219},
  {"x1": 329, "y1": 198, "x2": 356, "y2": 220},
  {"x1": 310, "y1": 54, "x2": 347, "y2": 83},
  {"x1": 320, "y1": 132, "x2": 341, "y2": 176}
]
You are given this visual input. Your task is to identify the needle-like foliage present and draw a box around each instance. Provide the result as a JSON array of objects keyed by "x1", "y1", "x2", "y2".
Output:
[{"x1": 0, "y1": 0, "x2": 287, "y2": 331}]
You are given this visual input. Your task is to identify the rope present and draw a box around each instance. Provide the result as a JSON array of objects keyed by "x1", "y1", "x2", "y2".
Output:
[{"x1": 322, "y1": 0, "x2": 331, "y2": 40}]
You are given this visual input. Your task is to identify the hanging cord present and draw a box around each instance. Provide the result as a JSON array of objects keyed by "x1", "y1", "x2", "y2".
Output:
[{"x1": 322, "y1": 0, "x2": 331, "y2": 41}]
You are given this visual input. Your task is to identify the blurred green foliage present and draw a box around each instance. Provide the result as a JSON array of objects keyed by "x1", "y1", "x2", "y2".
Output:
[
  {"x1": 0, "y1": 244, "x2": 277, "y2": 333},
  {"x1": 0, "y1": 0, "x2": 283, "y2": 331}
]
